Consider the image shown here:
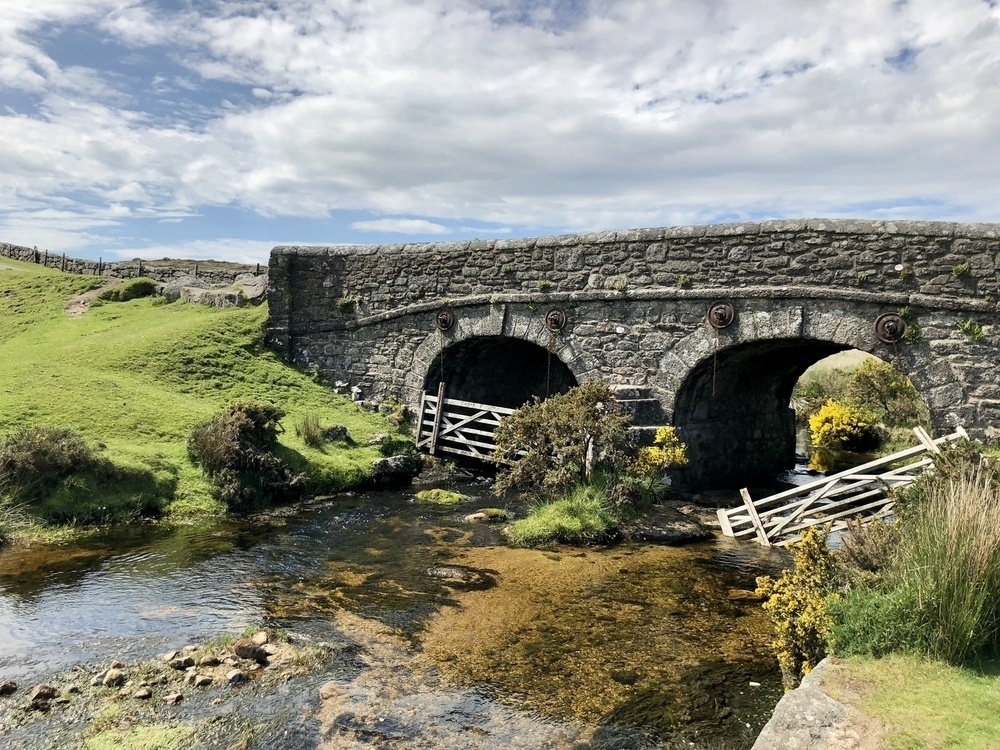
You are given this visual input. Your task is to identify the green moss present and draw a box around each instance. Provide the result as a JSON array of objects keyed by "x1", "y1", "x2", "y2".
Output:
[
  {"x1": 415, "y1": 488, "x2": 468, "y2": 505},
  {"x1": 98, "y1": 277, "x2": 157, "y2": 302}
]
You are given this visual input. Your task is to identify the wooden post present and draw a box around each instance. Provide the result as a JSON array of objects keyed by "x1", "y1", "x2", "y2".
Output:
[
  {"x1": 741, "y1": 488, "x2": 772, "y2": 547},
  {"x1": 256, "y1": 263, "x2": 260, "y2": 275},
  {"x1": 429, "y1": 382, "x2": 446, "y2": 455},
  {"x1": 415, "y1": 393, "x2": 428, "y2": 448},
  {"x1": 98, "y1": 258, "x2": 103, "y2": 276},
  {"x1": 137, "y1": 259, "x2": 142, "y2": 276},
  {"x1": 195, "y1": 263, "x2": 199, "y2": 277},
  {"x1": 61, "y1": 253, "x2": 66, "y2": 272}
]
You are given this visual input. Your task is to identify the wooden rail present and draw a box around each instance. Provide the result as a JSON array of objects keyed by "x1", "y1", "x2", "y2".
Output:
[
  {"x1": 415, "y1": 387, "x2": 517, "y2": 460},
  {"x1": 718, "y1": 426, "x2": 969, "y2": 547}
]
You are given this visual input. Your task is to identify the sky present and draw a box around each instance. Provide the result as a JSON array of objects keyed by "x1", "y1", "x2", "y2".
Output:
[{"x1": 1, "y1": 0, "x2": 999, "y2": 264}]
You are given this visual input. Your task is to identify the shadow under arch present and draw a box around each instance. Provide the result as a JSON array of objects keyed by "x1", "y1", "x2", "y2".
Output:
[
  {"x1": 423, "y1": 336, "x2": 578, "y2": 410},
  {"x1": 673, "y1": 338, "x2": 860, "y2": 489}
]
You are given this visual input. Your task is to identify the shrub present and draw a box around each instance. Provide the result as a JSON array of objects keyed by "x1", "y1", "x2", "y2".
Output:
[
  {"x1": 791, "y1": 367, "x2": 853, "y2": 427},
  {"x1": 756, "y1": 526, "x2": 839, "y2": 689},
  {"x1": 808, "y1": 399, "x2": 884, "y2": 453},
  {"x1": 492, "y1": 381, "x2": 633, "y2": 500},
  {"x1": 846, "y1": 358, "x2": 928, "y2": 429},
  {"x1": 99, "y1": 277, "x2": 158, "y2": 302},
  {"x1": 188, "y1": 400, "x2": 305, "y2": 512},
  {"x1": 632, "y1": 426, "x2": 688, "y2": 477},
  {"x1": 0, "y1": 425, "x2": 98, "y2": 504},
  {"x1": 505, "y1": 480, "x2": 618, "y2": 547}
]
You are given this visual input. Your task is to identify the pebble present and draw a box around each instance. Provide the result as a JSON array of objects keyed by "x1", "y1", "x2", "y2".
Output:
[
  {"x1": 163, "y1": 692, "x2": 184, "y2": 706},
  {"x1": 160, "y1": 650, "x2": 179, "y2": 663},
  {"x1": 169, "y1": 656, "x2": 195, "y2": 671},
  {"x1": 198, "y1": 655, "x2": 221, "y2": 667},
  {"x1": 134, "y1": 688, "x2": 152, "y2": 700},
  {"x1": 226, "y1": 669, "x2": 247, "y2": 685},
  {"x1": 102, "y1": 669, "x2": 126, "y2": 688},
  {"x1": 193, "y1": 675, "x2": 214, "y2": 688},
  {"x1": 318, "y1": 682, "x2": 342, "y2": 700},
  {"x1": 251, "y1": 631, "x2": 269, "y2": 646},
  {"x1": 29, "y1": 685, "x2": 60, "y2": 702}
]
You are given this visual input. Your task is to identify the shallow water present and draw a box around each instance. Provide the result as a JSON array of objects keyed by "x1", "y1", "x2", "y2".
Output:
[{"x1": 0, "y1": 483, "x2": 787, "y2": 748}]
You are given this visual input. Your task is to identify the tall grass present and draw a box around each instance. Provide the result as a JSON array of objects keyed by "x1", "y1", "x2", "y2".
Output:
[{"x1": 831, "y1": 466, "x2": 1000, "y2": 663}]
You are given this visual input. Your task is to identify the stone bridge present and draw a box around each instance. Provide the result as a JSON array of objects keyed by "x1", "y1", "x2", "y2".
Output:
[{"x1": 266, "y1": 219, "x2": 1000, "y2": 487}]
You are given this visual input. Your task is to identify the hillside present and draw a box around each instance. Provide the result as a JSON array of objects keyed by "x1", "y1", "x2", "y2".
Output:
[{"x1": 0, "y1": 258, "x2": 397, "y2": 526}]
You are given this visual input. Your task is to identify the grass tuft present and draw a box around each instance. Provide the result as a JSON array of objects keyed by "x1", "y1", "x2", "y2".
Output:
[{"x1": 505, "y1": 481, "x2": 618, "y2": 547}]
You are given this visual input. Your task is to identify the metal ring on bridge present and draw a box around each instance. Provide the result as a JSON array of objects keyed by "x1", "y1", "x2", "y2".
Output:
[
  {"x1": 436, "y1": 309, "x2": 455, "y2": 331},
  {"x1": 706, "y1": 302, "x2": 736, "y2": 330},
  {"x1": 874, "y1": 312, "x2": 908, "y2": 344},
  {"x1": 544, "y1": 309, "x2": 568, "y2": 332}
]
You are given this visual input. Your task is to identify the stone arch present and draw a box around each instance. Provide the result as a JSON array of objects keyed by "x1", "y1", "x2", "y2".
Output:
[
  {"x1": 397, "y1": 304, "x2": 598, "y2": 409},
  {"x1": 657, "y1": 300, "x2": 962, "y2": 488}
]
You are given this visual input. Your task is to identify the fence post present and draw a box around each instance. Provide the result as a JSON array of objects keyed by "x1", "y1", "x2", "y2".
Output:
[
  {"x1": 61, "y1": 253, "x2": 66, "y2": 272},
  {"x1": 98, "y1": 258, "x2": 103, "y2": 276}
]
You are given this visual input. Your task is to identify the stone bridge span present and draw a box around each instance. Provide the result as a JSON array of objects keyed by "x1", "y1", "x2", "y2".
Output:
[{"x1": 266, "y1": 219, "x2": 1000, "y2": 487}]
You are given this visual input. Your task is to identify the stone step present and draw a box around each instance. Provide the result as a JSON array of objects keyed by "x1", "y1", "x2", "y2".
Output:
[
  {"x1": 610, "y1": 385, "x2": 653, "y2": 400},
  {"x1": 630, "y1": 425, "x2": 664, "y2": 446}
]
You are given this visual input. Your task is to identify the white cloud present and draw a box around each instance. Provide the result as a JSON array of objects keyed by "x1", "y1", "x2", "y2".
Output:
[
  {"x1": 1, "y1": 0, "x2": 1000, "y2": 258},
  {"x1": 109, "y1": 238, "x2": 273, "y2": 264},
  {"x1": 351, "y1": 218, "x2": 451, "y2": 234}
]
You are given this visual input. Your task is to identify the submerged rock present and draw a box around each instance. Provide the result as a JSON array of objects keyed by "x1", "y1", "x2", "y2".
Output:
[
  {"x1": 0, "y1": 681, "x2": 16, "y2": 696},
  {"x1": 425, "y1": 565, "x2": 496, "y2": 589},
  {"x1": 623, "y1": 506, "x2": 713, "y2": 546}
]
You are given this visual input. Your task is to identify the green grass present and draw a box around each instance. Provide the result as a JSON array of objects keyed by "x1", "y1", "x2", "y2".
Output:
[
  {"x1": 827, "y1": 656, "x2": 1000, "y2": 750},
  {"x1": 505, "y1": 481, "x2": 618, "y2": 547},
  {"x1": 84, "y1": 724, "x2": 196, "y2": 750},
  {"x1": 0, "y1": 258, "x2": 397, "y2": 533}
]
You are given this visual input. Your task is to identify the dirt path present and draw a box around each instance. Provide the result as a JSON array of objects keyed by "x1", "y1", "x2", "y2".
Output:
[{"x1": 64, "y1": 280, "x2": 122, "y2": 317}]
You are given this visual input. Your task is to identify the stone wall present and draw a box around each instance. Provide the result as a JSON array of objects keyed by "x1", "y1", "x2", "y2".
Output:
[
  {"x1": 267, "y1": 219, "x2": 1000, "y2": 486},
  {"x1": 0, "y1": 242, "x2": 264, "y2": 286}
]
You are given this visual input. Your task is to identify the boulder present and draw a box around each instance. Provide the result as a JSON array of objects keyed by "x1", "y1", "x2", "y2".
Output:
[
  {"x1": 0, "y1": 681, "x2": 16, "y2": 696},
  {"x1": 163, "y1": 692, "x2": 184, "y2": 706},
  {"x1": 169, "y1": 656, "x2": 195, "y2": 671},
  {"x1": 133, "y1": 688, "x2": 152, "y2": 700},
  {"x1": 198, "y1": 654, "x2": 221, "y2": 667},
  {"x1": 323, "y1": 425, "x2": 351, "y2": 443},
  {"x1": 623, "y1": 506, "x2": 713, "y2": 546},
  {"x1": 180, "y1": 286, "x2": 243, "y2": 308},
  {"x1": 370, "y1": 455, "x2": 420, "y2": 488},
  {"x1": 161, "y1": 276, "x2": 208, "y2": 302},
  {"x1": 193, "y1": 675, "x2": 214, "y2": 688},
  {"x1": 226, "y1": 669, "x2": 248, "y2": 685},
  {"x1": 234, "y1": 274, "x2": 268, "y2": 304}
]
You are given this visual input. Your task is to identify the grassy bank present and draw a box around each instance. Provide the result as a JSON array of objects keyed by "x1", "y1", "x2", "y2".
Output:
[
  {"x1": 825, "y1": 655, "x2": 1000, "y2": 750},
  {"x1": 0, "y1": 258, "x2": 396, "y2": 540}
]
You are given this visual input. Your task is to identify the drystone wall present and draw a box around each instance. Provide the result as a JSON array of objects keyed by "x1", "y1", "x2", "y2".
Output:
[{"x1": 0, "y1": 242, "x2": 264, "y2": 286}]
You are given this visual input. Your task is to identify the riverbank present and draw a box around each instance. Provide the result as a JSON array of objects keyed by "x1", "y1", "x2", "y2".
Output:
[{"x1": 0, "y1": 258, "x2": 401, "y2": 545}]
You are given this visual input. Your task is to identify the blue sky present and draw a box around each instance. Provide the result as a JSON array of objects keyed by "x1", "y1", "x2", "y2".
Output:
[{"x1": 1, "y1": 0, "x2": 999, "y2": 264}]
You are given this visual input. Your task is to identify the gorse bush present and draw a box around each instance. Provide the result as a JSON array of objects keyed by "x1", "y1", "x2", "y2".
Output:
[
  {"x1": 492, "y1": 381, "x2": 634, "y2": 500},
  {"x1": 0, "y1": 425, "x2": 97, "y2": 504},
  {"x1": 808, "y1": 399, "x2": 885, "y2": 453},
  {"x1": 188, "y1": 400, "x2": 306, "y2": 512},
  {"x1": 632, "y1": 426, "x2": 688, "y2": 477},
  {"x1": 0, "y1": 425, "x2": 168, "y2": 524},
  {"x1": 846, "y1": 358, "x2": 928, "y2": 429},
  {"x1": 756, "y1": 526, "x2": 839, "y2": 689}
]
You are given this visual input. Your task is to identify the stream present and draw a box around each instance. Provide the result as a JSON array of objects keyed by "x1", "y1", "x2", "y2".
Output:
[{"x1": 0, "y1": 480, "x2": 790, "y2": 749}]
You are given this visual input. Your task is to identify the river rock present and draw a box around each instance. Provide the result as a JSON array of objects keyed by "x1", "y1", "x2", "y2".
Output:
[
  {"x1": 109, "y1": 660, "x2": 125, "y2": 669},
  {"x1": 163, "y1": 692, "x2": 184, "y2": 706},
  {"x1": 751, "y1": 659, "x2": 861, "y2": 750},
  {"x1": 90, "y1": 671, "x2": 106, "y2": 687},
  {"x1": 102, "y1": 669, "x2": 126, "y2": 687},
  {"x1": 194, "y1": 674, "x2": 214, "y2": 688},
  {"x1": 425, "y1": 564, "x2": 495, "y2": 588},
  {"x1": 169, "y1": 656, "x2": 195, "y2": 670},
  {"x1": 370, "y1": 455, "x2": 420, "y2": 488},
  {"x1": 233, "y1": 639, "x2": 269, "y2": 665},
  {"x1": 198, "y1": 654, "x2": 221, "y2": 667},
  {"x1": 251, "y1": 630, "x2": 269, "y2": 646},
  {"x1": 29, "y1": 685, "x2": 59, "y2": 702},
  {"x1": 226, "y1": 669, "x2": 248, "y2": 685},
  {"x1": 0, "y1": 681, "x2": 16, "y2": 696},
  {"x1": 133, "y1": 688, "x2": 152, "y2": 700},
  {"x1": 623, "y1": 506, "x2": 713, "y2": 546},
  {"x1": 160, "y1": 650, "x2": 179, "y2": 662}
]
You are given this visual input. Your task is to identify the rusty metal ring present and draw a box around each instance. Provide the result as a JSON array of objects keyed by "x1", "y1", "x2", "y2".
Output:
[
  {"x1": 874, "y1": 312, "x2": 907, "y2": 344},
  {"x1": 544, "y1": 309, "x2": 567, "y2": 332},
  {"x1": 435, "y1": 309, "x2": 455, "y2": 331},
  {"x1": 706, "y1": 302, "x2": 736, "y2": 330}
]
